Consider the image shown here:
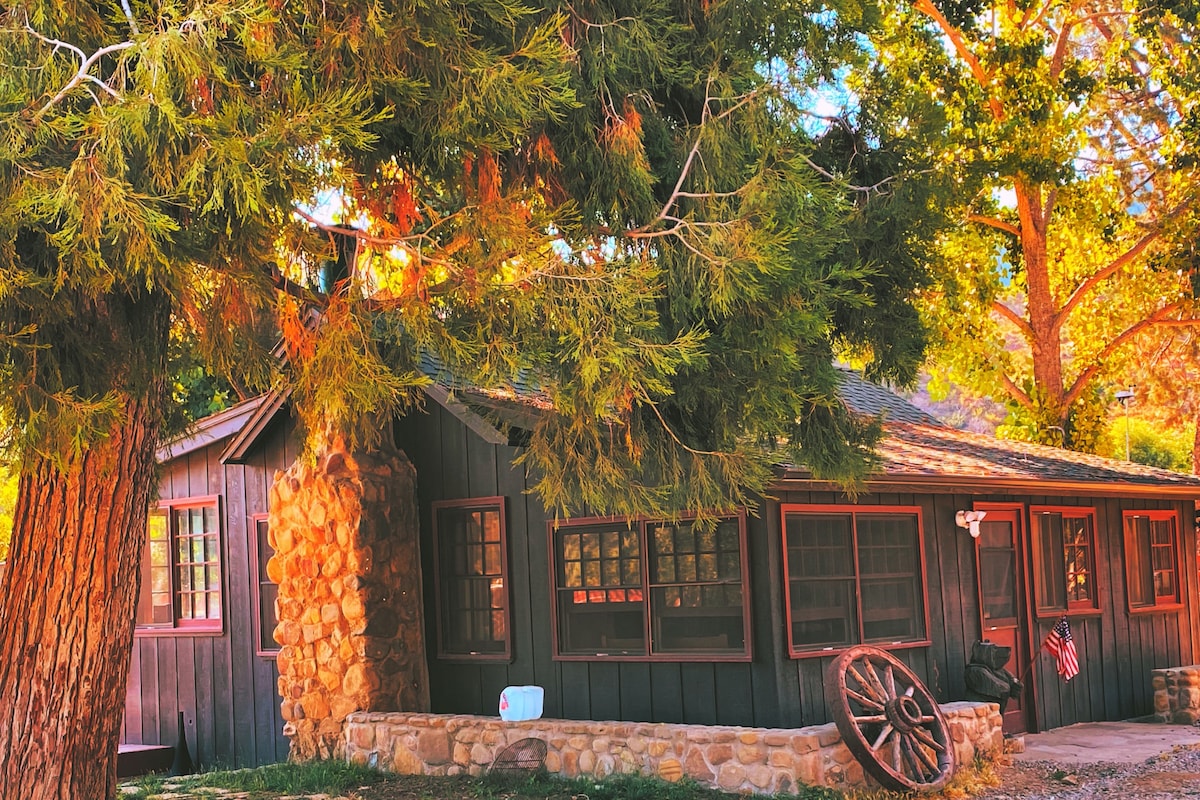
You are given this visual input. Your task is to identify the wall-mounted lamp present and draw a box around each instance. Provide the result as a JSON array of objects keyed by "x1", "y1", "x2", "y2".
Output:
[{"x1": 955, "y1": 510, "x2": 987, "y2": 537}]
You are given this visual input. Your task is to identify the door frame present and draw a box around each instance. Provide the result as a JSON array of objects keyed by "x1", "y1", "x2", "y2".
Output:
[{"x1": 972, "y1": 502, "x2": 1039, "y2": 733}]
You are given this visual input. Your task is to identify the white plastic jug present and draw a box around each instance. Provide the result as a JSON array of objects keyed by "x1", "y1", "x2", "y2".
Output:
[{"x1": 499, "y1": 685, "x2": 544, "y2": 721}]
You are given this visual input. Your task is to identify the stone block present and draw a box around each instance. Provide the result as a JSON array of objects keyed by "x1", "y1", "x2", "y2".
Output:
[
  {"x1": 716, "y1": 762, "x2": 746, "y2": 791},
  {"x1": 417, "y1": 730, "x2": 451, "y2": 765},
  {"x1": 658, "y1": 758, "x2": 683, "y2": 782},
  {"x1": 707, "y1": 743, "x2": 734, "y2": 764},
  {"x1": 684, "y1": 748, "x2": 714, "y2": 783}
]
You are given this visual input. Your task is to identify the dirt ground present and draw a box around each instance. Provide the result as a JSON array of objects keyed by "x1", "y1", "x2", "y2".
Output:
[{"x1": 972, "y1": 743, "x2": 1200, "y2": 800}]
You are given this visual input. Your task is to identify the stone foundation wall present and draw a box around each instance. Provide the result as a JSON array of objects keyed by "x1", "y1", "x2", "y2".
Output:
[
  {"x1": 1152, "y1": 665, "x2": 1200, "y2": 724},
  {"x1": 345, "y1": 704, "x2": 1002, "y2": 794},
  {"x1": 270, "y1": 437, "x2": 430, "y2": 761}
]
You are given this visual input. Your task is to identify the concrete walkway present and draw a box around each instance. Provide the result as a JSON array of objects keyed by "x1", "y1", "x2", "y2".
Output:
[{"x1": 1014, "y1": 720, "x2": 1200, "y2": 764}]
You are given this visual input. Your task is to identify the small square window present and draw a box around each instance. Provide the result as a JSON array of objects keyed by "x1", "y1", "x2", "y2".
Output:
[
  {"x1": 1123, "y1": 511, "x2": 1180, "y2": 610},
  {"x1": 1031, "y1": 508, "x2": 1097, "y2": 615}
]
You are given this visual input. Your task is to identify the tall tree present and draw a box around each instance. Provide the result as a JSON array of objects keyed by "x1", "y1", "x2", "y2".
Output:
[
  {"x1": 0, "y1": 1, "x2": 927, "y2": 796},
  {"x1": 854, "y1": 0, "x2": 1200, "y2": 447}
]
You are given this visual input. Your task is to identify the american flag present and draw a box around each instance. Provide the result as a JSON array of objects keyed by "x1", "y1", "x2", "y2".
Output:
[{"x1": 1043, "y1": 615, "x2": 1080, "y2": 681}]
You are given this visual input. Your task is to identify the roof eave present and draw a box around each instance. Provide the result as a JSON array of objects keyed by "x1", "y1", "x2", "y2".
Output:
[{"x1": 772, "y1": 469, "x2": 1200, "y2": 499}]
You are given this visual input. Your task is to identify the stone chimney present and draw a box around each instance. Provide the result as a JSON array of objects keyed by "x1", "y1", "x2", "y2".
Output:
[{"x1": 268, "y1": 434, "x2": 429, "y2": 760}]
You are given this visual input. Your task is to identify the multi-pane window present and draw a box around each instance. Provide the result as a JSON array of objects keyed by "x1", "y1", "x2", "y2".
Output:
[
  {"x1": 136, "y1": 496, "x2": 223, "y2": 631},
  {"x1": 432, "y1": 498, "x2": 510, "y2": 659},
  {"x1": 551, "y1": 515, "x2": 750, "y2": 660},
  {"x1": 1123, "y1": 511, "x2": 1180, "y2": 610},
  {"x1": 781, "y1": 505, "x2": 927, "y2": 657},
  {"x1": 1031, "y1": 507, "x2": 1097, "y2": 614},
  {"x1": 251, "y1": 515, "x2": 279, "y2": 654}
]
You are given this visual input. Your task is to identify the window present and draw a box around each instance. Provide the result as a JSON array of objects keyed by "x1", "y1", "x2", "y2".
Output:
[
  {"x1": 136, "y1": 496, "x2": 223, "y2": 632},
  {"x1": 250, "y1": 514, "x2": 279, "y2": 654},
  {"x1": 781, "y1": 505, "x2": 928, "y2": 657},
  {"x1": 1123, "y1": 510, "x2": 1180, "y2": 610},
  {"x1": 432, "y1": 498, "x2": 511, "y2": 659},
  {"x1": 1031, "y1": 507, "x2": 1097, "y2": 615},
  {"x1": 550, "y1": 514, "x2": 750, "y2": 660}
]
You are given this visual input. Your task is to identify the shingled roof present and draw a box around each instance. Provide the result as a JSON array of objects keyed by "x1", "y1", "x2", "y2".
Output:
[{"x1": 779, "y1": 368, "x2": 1200, "y2": 497}]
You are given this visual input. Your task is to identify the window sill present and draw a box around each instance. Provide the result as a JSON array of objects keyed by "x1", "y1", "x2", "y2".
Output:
[
  {"x1": 553, "y1": 651, "x2": 752, "y2": 663},
  {"x1": 1034, "y1": 608, "x2": 1101, "y2": 621},
  {"x1": 135, "y1": 625, "x2": 224, "y2": 638},
  {"x1": 436, "y1": 651, "x2": 513, "y2": 663},
  {"x1": 789, "y1": 639, "x2": 930, "y2": 660},
  {"x1": 1128, "y1": 603, "x2": 1184, "y2": 615}
]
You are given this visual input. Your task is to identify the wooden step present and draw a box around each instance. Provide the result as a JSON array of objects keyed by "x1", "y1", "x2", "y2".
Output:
[{"x1": 117, "y1": 744, "x2": 175, "y2": 778}]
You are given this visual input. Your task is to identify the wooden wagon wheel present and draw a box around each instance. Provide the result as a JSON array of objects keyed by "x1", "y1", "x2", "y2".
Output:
[{"x1": 824, "y1": 645, "x2": 955, "y2": 793}]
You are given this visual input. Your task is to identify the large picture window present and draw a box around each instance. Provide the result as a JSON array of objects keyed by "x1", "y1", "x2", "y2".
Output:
[
  {"x1": 550, "y1": 514, "x2": 750, "y2": 660},
  {"x1": 432, "y1": 498, "x2": 511, "y2": 659},
  {"x1": 1123, "y1": 510, "x2": 1180, "y2": 610},
  {"x1": 136, "y1": 496, "x2": 223, "y2": 632},
  {"x1": 781, "y1": 505, "x2": 928, "y2": 657},
  {"x1": 1031, "y1": 507, "x2": 1097, "y2": 615}
]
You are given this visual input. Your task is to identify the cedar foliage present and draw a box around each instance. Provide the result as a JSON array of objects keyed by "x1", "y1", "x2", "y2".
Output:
[{"x1": 0, "y1": 1, "x2": 932, "y2": 795}]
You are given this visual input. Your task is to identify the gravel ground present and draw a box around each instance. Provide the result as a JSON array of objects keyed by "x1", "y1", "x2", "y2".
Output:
[{"x1": 974, "y1": 743, "x2": 1200, "y2": 800}]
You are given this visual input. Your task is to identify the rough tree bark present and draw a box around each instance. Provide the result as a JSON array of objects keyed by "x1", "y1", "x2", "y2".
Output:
[{"x1": 0, "y1": 292, "x2": 169, "y2": 800}]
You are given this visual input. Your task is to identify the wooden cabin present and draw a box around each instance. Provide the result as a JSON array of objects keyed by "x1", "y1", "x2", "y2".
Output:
[{"x1": 121, "y1": 371, "x2": 1200, "y2": 767}]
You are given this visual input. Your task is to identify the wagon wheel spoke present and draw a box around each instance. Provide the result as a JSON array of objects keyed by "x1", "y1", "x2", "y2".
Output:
[
  {"x1": 846, "y1": 687, "x2": 885, "y2": 712},
  {"x1": 910, "y1": 725, "x2": 947, "y2": 753},
  {"x1": 824, "y1": 645, "x2": 956, "y2": 793},
  {"x1": 871, "y1": 723, "x2": 895, "y2": 752}
]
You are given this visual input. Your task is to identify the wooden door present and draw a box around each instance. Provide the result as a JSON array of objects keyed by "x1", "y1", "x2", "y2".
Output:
[{"x1": 975, "y1": 508, "x2": 1032, "y2": 734}]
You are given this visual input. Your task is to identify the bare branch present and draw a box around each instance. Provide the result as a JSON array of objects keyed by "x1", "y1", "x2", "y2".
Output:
[
  {"x1": 1063, "y1": 302, "x2": 1198, "y2": 407},
  {"x1": 25, "y1": 23, "x2": 135, "y2": 118},
  {"x1": 992, "y1": 300, "x2": 1034, "y2": 339},
  {"x1": 119, "y1": 0, "x2": 140, "y2": 36},
  {"x1": 913, "y1": 0, "x2": 1004, "y2": 121},
  {"x1": 968, "y1": 213, "x2": 1020, "y2": 237},
  {"x1": 1056, "y1": 197, "x2": 1194, "y2": 323},
  {"x1": 1000, "y1": 371, "x2": 1035, "y2": 412}
]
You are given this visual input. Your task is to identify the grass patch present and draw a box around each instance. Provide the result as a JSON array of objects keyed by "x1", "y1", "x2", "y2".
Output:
[
  {"x1": 120, "y1": 760, "x2": 383, "y2": 798},
  {"x1": 469, "y1": 771, "x2": 845, "y2": 800},
  {"x1": 118, "y1": 755, "x2": 1002, "y2": 799}
]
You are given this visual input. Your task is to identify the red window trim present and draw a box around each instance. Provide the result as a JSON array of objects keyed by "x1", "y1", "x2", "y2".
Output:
[
  {"x1": 1029, "y1": 505, "x2": 1099, "y2": 617},
  {"x1": 547, "y1": 510, "x2": 753, "y2": 663},
  {"x1": 1121, "y1": 509, "x2": 1183, "y2": 613},
  {"x1": 248, "y1": 513, "x2": 279, "y2": 657},
  {"x1": 780, "y1": 503, "x2": 932, "y2": 659},
  {"x1": 431, "y1": 497, "x2": 512, "y2": 662},
  {"x1": 135, "y1": 494, "x2": 224, "y2": 637}
]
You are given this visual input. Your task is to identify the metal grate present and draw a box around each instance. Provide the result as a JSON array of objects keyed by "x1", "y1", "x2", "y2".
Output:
[{"x1": 488, "y1": 737, "x2": 548, "y2": 773}]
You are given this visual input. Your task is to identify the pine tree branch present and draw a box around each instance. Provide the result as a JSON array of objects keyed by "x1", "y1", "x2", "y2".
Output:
[
  {"x1": 1056, "y1": 198, "x2": 1193, "y2": 324},
  {"x1": 968, "y1": 213, "x2": 1020, "y2": 237},
  {"x1": 992, "y1": 300, "x2": 1034, "y2": 339},
  {"x1": 646, "y1": 399, "x2": 727, "y2": 457},
  {"x1": 912, "y1": 0, "x2": 1004, "y2": 121},
  {"x1": 1063, "y1": 302, "x2": 1196, "y2": 408},
  {"x1": 25, "y1": 23, "x2": 134, "y2": 119}
]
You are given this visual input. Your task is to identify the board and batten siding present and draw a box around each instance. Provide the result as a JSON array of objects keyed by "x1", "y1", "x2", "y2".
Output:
[
  {"x1": 120, "y1": 418, "x2": 291, "y2": 768},
  {"x1": 403, "y1": 401, "x2": 1199, "y2": 733}
]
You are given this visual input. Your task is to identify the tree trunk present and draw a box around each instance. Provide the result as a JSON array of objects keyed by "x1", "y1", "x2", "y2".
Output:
[{"x1": 0, "y1": 293, "x2": 169, "y2": 800}]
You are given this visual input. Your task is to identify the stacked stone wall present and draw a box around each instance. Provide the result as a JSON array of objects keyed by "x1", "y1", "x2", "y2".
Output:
[
  {"x1": 1152, "y1": 665, "x2": 1200, "y2": 724},
  {"x1": 270, "y1": 438, "x2": 430, "y2": 761},
  {"x1": 345, "y1": 704, "x2": 1001, "y2": 794}
]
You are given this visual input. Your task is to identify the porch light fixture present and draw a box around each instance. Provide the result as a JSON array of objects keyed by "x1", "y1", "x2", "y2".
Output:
[{"x1": 955, "y1": 509, "x2": 987, "y2": 537}]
